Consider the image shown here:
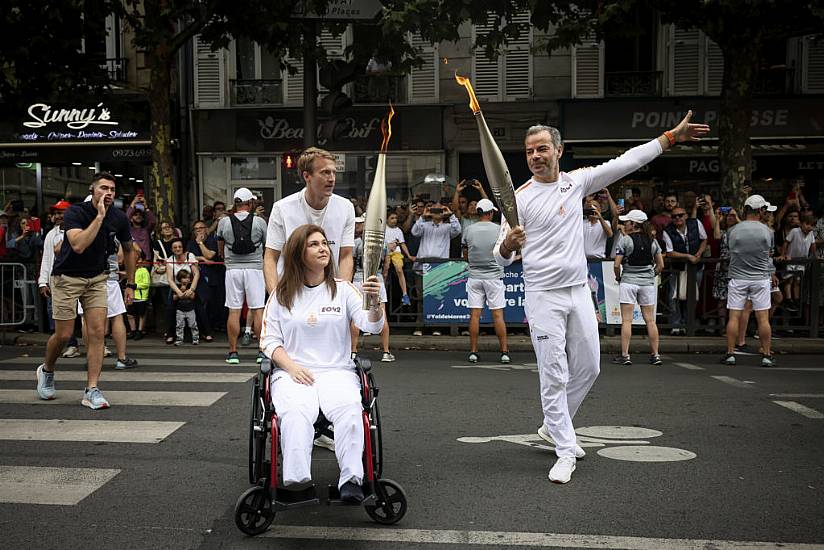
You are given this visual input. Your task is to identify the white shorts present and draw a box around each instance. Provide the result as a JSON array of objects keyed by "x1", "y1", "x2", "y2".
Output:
[
  {"x1": 727, "y1": 278, "x2": 771, "y2": 311},
  {"x1": 353, "y1": 272, "x2": 387, "y2": 303},
  {"x1": 77, "y1": 279, "x2": 126, "y2": 318},
  {"x1": 618, "y1": 282, "x2": 656, "y2": 306},
  {"x1": 466, "y1": 278, "x2": 505, "y2": 310},
  {"x1": 225, "y1": 269, "x2": 266, "y2": 309}
]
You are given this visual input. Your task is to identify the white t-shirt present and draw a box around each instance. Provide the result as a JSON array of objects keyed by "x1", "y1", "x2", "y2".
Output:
[
  {"x1": 384, "y1": 226, "x2": 405, "y2": 252},
  {"x1": 166, "y1": 252, "x2": 197, "y2": 282},
  {"x1": 39, "y1": 226, "x2": 65, "y2": 287},
  {"x1": 582, "y1": 219, "x2": 609, "y2": 259},
  {"x1": 495, "y1": 139, "x2": 663, "y2": 291},
  {"x1": 260, "y1": 279, "x2": 384, "y2": 372},
  {"x1": 266, "y1": 189, "x2": 355, "y2": 273},
  {"x1": 785, "y1": 227, "x2": 814, "y2": 259},
  {"x1": 411, "y1": 216, "x2": 461, "y2": 259},
  {"x1": 662, "y1": 221, "x2": 708, "y2": 253}
]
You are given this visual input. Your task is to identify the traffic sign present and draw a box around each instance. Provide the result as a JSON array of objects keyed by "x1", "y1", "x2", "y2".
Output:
[{"x1": 291, "y1": 0, "x2": 383, "y2": 21}]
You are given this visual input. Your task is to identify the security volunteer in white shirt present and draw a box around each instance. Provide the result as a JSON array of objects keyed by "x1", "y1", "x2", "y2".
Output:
[
  {"x1": 264, "y1": 147, "x2": 355, "y2": 293},
  {"x1": 495, "y1": 113, "x2": 710, "y2": 484}
]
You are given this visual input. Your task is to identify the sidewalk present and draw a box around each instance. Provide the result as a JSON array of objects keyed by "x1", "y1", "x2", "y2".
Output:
[{"x1": 8, "y1": 331, "x2": 824, "y2": 355}]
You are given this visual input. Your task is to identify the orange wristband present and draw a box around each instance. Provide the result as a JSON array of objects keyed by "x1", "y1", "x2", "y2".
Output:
[{"x1": 664, "y1": 130, "x2": 676, "y2": 146}]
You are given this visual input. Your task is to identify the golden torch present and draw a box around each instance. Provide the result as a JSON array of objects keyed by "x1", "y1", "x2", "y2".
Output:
[
  {"x1": 362, "y1": 104, "x2": 395, "y2": 309},
  {"x1": 455, "y1": 73, "x2": 519, "y2": 228}
]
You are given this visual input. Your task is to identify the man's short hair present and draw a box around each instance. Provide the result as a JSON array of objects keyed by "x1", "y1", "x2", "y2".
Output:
[
  {"x1": 298, "y1": 147, "x2": 336, "y2": 174},
  {"x1": 525, "y1": 125, "x2": 563, "y2": 148},
  {"x1": 801, "y1": 212, "x2": 815, "y2": 225},
  {"x1": 91, "y1": 172, "x2": 115, "y2": 187}
]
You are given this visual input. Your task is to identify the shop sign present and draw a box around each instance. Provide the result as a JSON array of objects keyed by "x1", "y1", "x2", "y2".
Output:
[{"x1": 257, "y1": 115, "x2": 382, "y2": 147}]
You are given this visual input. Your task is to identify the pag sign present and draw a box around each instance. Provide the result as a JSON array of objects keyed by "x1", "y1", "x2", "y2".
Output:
[{"x1": 292, "y1": 0, "x2": 383, "y2": 21}]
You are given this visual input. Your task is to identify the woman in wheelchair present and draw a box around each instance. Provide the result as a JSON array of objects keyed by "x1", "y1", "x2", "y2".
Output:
[{"x1": 260, "y1": 224, "x2": 384, "y2": 504}]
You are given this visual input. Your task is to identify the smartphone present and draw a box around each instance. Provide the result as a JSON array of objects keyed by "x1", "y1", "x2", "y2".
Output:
[
  {"x1": 616, "y1": 198, "x2": 625, "y2": 208},
  {"x1": 136, "y1": 188, "x2": 144, "y2": 196},
  {"x1": 430, "y1": 207, "x2": 443, "y2": 214},
  {"x1": 719, "y1": 206, "x2": 732, "y2": 214},
  {"x1": 28, "y1": 217, "x2": 41, "y2": 233}
]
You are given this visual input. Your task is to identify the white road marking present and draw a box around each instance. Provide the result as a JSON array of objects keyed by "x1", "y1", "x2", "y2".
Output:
[
  {"x1": 261, "y1": 525, "x2": 823, "y2": 549},
  {"x1": 575, "y1": 426, "x2": 663, "y2": 439},
  {"x1": 673, "y1": 362, "x2": 704, "y2": 371},
  {"x1": 0, "y1": 419, "x2": 185, "y2": 443},
  {"x1": 0, "y1": 390, "x2": 226, "y2": 407},
  {"x1": 0, "y1": 370, "x2": 253, "y2": 383},
  {"x1": 758, "y1": 368, "x2": 824, "y2": 372},
  {"x1": 712, "y1": 375, "x2": 754, "y2": 389},
  {"x1": 0, "y1": 358, "x2": 253, "y2": 368},
  {"x1": 0, "y1": 466, "x2": 120, "y2": 505},
  {"x1": 451, "y1": 364, "x2": 537, "y2": 372},
  {"x1": 772, "y1": 401, "x2": 824, "y2": 420},
  {"x1": 597, "y1": 445, "x2": 697, "y2": 462},
  {"x1": 769, "y1": 394, "x2": 824, "y2": 398}
]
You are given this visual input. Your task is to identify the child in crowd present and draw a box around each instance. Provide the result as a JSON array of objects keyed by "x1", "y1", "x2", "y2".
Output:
[
  {"x1": 127, "y1": 248, "x2": 151, "y2": 340},
  {"x1": 780, "y1": 213, "x2": 817, "y2": 312},
  {"x1": 173, "y1": 270, "x2": 199, "y2": 345},
  {"x1": 382, "y1": 212, "x2": 413, "y2": 306}
]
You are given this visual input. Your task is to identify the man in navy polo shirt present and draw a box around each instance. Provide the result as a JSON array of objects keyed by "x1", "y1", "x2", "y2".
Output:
[{"x1": 35, "y1": 172, "x2": 136, "y2": 409}]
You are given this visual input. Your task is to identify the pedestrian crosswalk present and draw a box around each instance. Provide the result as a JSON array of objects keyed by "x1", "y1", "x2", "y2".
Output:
[{"x1": 0, "y1": 350, "x2": 255, "y2": 506}]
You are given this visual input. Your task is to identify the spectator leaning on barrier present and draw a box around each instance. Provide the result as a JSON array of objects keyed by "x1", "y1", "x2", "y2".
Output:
[
  {"x1": 411, "y1": 202, "x2": 461, "y2": 261},
  {"x1": 218, "y1": 187, "x2": 268, "y2": 365},
  {"x1": 779, "y1": 212, "x2": 816, "y2": 313},
  {"x1": 188, "y1": 219, "x2": 223, "y2": 336},
  {"x1": 382, "y1": 211, "x2": 414, "y2": 306},
  {"x1": 663, "y1": 206, "x2": 707, "y2": 335},
  {"x1": 462, "y1": 198, "x2": 510, "y2": 365},
  {"x1": 582, "y1": 191, "x2": 614, "y2": 260},
  {"x1": 35, "y1": 172, "x2": 136, "y2": 410},
  {"x1": 127, "y1": 246, "x2": 151, "y2": 340},
  {"x1": 164, "y1": 239, "x2": 199, "y2": 344}
]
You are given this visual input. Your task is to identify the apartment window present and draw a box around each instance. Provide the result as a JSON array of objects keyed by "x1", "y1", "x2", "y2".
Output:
[
  {"x1": 473, "y1": 11, "x2": 532, "y2": 101},
  {"x1": 231, "y1": 37, "x2": 283, "y2": 105},
  {"x1": 604, "y1": 9, "x2": 661, "y2": 96}
]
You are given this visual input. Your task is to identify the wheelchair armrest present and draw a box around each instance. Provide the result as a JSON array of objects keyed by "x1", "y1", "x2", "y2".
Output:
[
  {"x1": 354, "y1": 356, "x2": 372, "y2": 372},
  {"x1": 260, "y1": 358, "x2": 273, "y2": 375}
]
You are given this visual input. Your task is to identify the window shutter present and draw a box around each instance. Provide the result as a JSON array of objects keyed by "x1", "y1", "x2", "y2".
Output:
[
  {"x1": 572, "y1": 36, "x2": 603, "y2": 98},
  {"x1": 669, "y1": 26, "x2": 701, "y2": 95},
  {"x1": 283, "y1": 55, "x2": 305, "y2": 106},
  {"x1": 704, "y1": 37, "x2": 724, "y2": 95},
  {"x1": 408, "y1": 32, "x2": 438, "y2": 103},
  {"x1": 194, "y1": 35, "x2": 225, "y2": 108},
  {"x1": 802, "y1": 36, "x2": 824, "y2": 93},
  {"x1": 503, "y1": 11, "x2": 531, "y2": 99},
  {"x1": 473, "y1": 16, "x2": 500, "y2": 98}
]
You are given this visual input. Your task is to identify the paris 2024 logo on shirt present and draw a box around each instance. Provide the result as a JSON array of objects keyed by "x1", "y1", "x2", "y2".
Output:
[{"x1": 319, "y1": 305, "x2": 342, "y2": 316}]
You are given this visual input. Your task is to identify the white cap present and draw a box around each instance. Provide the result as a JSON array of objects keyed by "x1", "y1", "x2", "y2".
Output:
[
  {"x1": 476, "y1": 198, "x2": 498, "y2": 213},
  {"x1": 744, "y1": 194, "x2": 777, "y2": 212},
  {"x1": 354, "y1": 216, "x2": 365, "y2": 223},
  {"x1": 84, "y1": 195, "x2": 92, "y2": 202},
  {"x1": 618, "y1": 209, "x2": 648, "y2": 224},
  {"x1": 233, "y1": 187, "x2": 255, "y2": 202},
  {"x1": 0, "y1": 210, "x2": 6, "y2": 217}
]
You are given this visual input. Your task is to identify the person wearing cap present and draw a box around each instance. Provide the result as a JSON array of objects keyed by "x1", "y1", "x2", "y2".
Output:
[
  {"x1": 264, "y1": 147, "x2": 355, "y2": 294},
  {"x1": 35, "y1": 172, "x2": 136, "y2": 410},
  {"x1": 721, "y1": 195, "x2": 778, "y2": 367},
  {"x1": 217, "y1": 187, "x2": 269, "y2": 365},
  {"x1": 462, "y1": 198, "x2": 510, "y2": 364},
  {"x1": 38, "y1": 201, "x2": 75, "y2": 336},
  {"x1": 612, "y1": 209, "x2": 664, "y2": 366},
  {"x1": 495, "y1": 112, "x2": 710, "y2": 484},
  {"x1": 663, "y1": 206, "x2": 708, "y2": 335}
]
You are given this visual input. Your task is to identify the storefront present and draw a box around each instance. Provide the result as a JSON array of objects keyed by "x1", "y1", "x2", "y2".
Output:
[
  {"x1": 0, "y1": 97, "x2": 152, "y2": 216},
  {"x1": 193, "y1": 105, "x2": 445, "y2": 212},
  {"x1": 560, "y1": 97, "x2": 824, "y2": 208}
]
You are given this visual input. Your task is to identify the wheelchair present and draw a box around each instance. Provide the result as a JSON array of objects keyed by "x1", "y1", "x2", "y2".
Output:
[{"x1": 234, "y1": 357, "x2": 408, "y2": 536}]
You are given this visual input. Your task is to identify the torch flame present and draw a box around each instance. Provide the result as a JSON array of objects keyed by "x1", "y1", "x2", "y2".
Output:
[
  {"x1": 455, "y1": 72, "x2": 481, "y2": 114},
  {"x1": 380, "y1": 102, "x2": 395, "y2": 152}
]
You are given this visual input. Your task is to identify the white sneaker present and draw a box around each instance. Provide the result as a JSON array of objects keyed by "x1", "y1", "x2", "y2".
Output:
[
  {"x1": 103, "y1": 346, "x2": 112, "y2": 357},
  {"x1": 62, "y1": 346, "x2": 81, "y2": 358},
  {"x1": 313, "y1": 434, "x2": 335, "y2": 452},
  {"x1": 537, "y1": 425, "x2": 586, "y2": 459},
  {"x1": 381, "y1": 352, "x2": 395, "y2": 362},
  {"x1": 548, "y1": 456, "x2": 576, "y2": 484}
]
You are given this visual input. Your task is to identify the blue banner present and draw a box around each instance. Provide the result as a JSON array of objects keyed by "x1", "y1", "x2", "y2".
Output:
[{"x1": 422, "y1": 261, "x2": 526, "y2": 325}]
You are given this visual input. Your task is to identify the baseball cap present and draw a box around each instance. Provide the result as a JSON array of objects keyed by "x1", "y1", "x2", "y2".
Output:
[
  {"x1": 618, "y1": 209, "x2": 648, "y2": 224},
  {"x1": 476, "y1": 198, "x2": 498, "y2": 213},
  {"x1": 0, "y1": 210, "x2": 6, "y2": 217},
  {"x1": 744, "y1": 194, "x2": 777, "y2": 212},
  {"x1": 354, "y1": 216, "x2": 365, "y2": 223},
  {"x1": 233, "y1": 187, "x2": 255, "y2": 202},
  {"x1": 52, "y1": 200, "x2": 71, "y2": 210}
]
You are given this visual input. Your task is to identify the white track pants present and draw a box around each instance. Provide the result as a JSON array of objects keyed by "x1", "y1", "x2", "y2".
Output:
[
  {"x1": 271, "y1": 369, "x2": 364, "y2": 489},
  {"x1": 525, "y1": 284, "x2": 600, "y2": 458}
]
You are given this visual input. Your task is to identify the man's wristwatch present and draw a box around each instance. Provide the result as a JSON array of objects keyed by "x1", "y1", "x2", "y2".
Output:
[{"x1": 125, "y1": 283, "x2": 137, "y2": 290}]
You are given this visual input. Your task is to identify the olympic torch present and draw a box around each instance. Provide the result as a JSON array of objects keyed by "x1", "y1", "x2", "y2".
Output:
[
  {"x1": 455, "y1": 73, "x2": 519, "y2": 228},
  {"x1": 362, "y1": 105, "x2": 395, "y2": 309}
]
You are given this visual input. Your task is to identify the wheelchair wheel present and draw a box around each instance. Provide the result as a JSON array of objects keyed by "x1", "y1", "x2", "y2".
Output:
[
  {"x1": 234, "y1": 486, "x2": 275, "y2": 536},
  {"x1": 365, "y1": 479, "x2": 407, "y2": 525},
  {"x1": 248, "y1": 378, "x2": 266, "y2": 484}
]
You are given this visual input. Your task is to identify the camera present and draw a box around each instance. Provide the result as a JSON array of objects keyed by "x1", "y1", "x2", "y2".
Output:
[
  {"x1": 719, "y1": 206, "x2": 732, "y2": 214},
  {"x1": 583, "y1": 207, "x2": 596, "y2": 217},
  {"x1": 430, "y1": 207, "x2": 443, "y2": 214}
]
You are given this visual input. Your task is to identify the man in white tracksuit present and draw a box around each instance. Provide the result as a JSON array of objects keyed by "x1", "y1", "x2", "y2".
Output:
[{"x1": 495, "y1": 112, "x2": 709, "y2": 484}]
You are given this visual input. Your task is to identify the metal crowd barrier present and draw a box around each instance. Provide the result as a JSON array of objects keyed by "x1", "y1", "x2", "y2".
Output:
[{"x1": 0, "y1": 263, "x2": 38, "y2": 342}]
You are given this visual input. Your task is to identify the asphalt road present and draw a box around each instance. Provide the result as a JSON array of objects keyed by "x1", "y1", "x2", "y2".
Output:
[{"x1": 0, "y1": 341, "x2": 822, "y2": 550}]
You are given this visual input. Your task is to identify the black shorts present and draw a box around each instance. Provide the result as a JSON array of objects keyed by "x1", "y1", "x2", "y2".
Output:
[{"x1": 127, "y1": 301, "x2": 148, "y2": 317}]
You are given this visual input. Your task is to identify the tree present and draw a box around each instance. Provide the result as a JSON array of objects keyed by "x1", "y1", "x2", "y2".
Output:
[{"x1": 415, "y1": 0, "x2": 824, "y2": 210}]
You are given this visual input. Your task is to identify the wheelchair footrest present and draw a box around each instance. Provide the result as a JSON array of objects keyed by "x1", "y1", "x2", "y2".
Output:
[
  {"x1": 273, "y1": 485, "x2": 320, "y2": 510},
  {"x1": 326, "y1": 483, "x2": 377, "y2": 506}
]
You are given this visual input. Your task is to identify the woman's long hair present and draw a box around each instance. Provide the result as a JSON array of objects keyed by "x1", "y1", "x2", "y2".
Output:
[{"x1": 276, "y1": 224, "x2": 337, "y2": 311}]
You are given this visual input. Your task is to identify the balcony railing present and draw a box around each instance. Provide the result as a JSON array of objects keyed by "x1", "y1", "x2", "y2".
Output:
[
  {"x1": 605, "y1": 70, "x2": 663, "y2": 97},
  {"x1": 94, "y1": 57, "x2": 128, "y2": 83},
  {"x1": 230, "y1": 79, "x2": 283, "y2": 106},
  {"x1": 353, "y1": 74, "x2": 407, "y2": 104}
]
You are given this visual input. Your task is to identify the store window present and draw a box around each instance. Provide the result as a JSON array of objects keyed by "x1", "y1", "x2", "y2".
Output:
[
  {"x1": 0, "y1": 164, "x2": 38, "y2": 214},
  {"x1": 230, "y1": 157, "x2": 277, "y2": 180}
]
